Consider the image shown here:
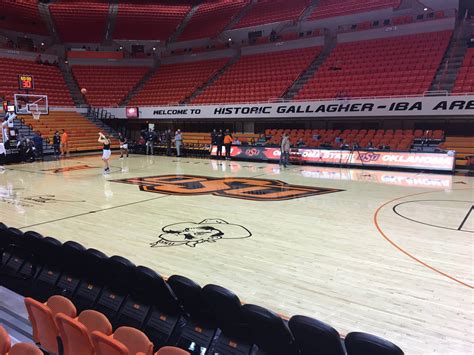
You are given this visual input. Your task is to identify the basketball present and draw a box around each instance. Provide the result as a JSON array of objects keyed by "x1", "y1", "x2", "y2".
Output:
[{"x1": 81, "y1": 88, "x2": 87, "y2": 95}]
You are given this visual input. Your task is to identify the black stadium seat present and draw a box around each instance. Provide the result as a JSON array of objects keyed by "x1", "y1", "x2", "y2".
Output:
[
  {"x1": 167, "y1": 275, "x2": 216, "y2": 355},
  {"x1": 202, "y1": 284, "x2": 254, "y2": 355},
  {"x1": 54, "y1": 241, "x2": 87, "y2": 297},
  {"x1": 136, "y1": 267, "x2": 183, "y2": 350},
  {"x1": 71, "y1": 248, "x2": 108, "y2": 312},
  {"x1": 241, "y1": 304, "x2": 299, "y2": 355},
  {"x1": 93, "y1": 255, "x2": 136, "y2": 327},
  {"x1": 345, "y1": 332, "x2": 404, "y2": 355},
  {"x1": 289, "y1": 315, "x2": 345, "y2": 355},
  {"x1": 32, "y1": 236, "x2": 63, "y2": 301}
]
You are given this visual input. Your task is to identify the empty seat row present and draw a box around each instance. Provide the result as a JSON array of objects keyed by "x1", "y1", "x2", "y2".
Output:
[
  {"x1": 452, "y1": 48, "x2": 474, "y2": 93},
  {"x1": 308, "y1": 0, "x2": 401, "y2": 20},
  {"x1": 0, "y1": 223, "x2": 404, "y2": 354},
  {"x1": 0, "y1": 0, "x2": 48, "y2": 35}
]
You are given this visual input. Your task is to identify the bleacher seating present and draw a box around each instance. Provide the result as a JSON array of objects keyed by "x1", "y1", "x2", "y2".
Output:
[
  {"x1": 0, "y1": 0, "x2": 48, "y2": 35},
  {"x1": 0, "y1": 57, "x2": 73, "y2": 106},
  {"x1": 113, "y1": 1, "x2": 191, "y2": 40},
  {"x1": 71, "y1": 65, "x2": 149, "y2": 107},
  {"x1": 295, "y1": 31, "x2": 452, "y2": 100},
  {"x1": 263, "y1": 128, "x2": 437, "y2": 151},
  {"x1": 193, "y1": 46, "x2": 322, "y2": 104},
  {"x1": 130, "y1": 58, "x2": 229, "y2": 105},
  {"x1": 308, "y1": 0, "x2": 400, "y2": 20},
  {"x1": 178, "y1": 0, "x2": 248, "y2": 41},
  {"x1": 439, "y1": 136, "x2": 474, "y2": 166},
  {"x1": 49, "y1": 0, "x2": 109, "y2": 43},
  {"x1": 19, "y1": 111, "x2": 117, "y2": 152},
  {"x1": 0, "y1": 223, "x2": 404, "y2": 354},
  {"x1": 232, "y1": 0, "x2": 309, "y2": 29},
  {"x1": 452, "y1": 48, "x2": 474, "y2": 93}
]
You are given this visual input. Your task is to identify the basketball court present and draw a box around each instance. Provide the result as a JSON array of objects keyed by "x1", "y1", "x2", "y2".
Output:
[{"x1": 0, "y1": 154, "x2": 472, "y2": 354}]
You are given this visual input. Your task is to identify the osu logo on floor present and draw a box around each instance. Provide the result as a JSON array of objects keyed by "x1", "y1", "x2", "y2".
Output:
[{"x1": 113, "y1": 175, "x2": 342, "y2": 201}]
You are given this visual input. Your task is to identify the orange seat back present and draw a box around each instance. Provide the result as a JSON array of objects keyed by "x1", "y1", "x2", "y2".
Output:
[
  {"x1": 156, "y1": 346, "x2": 190, "y2": 355},
  {"x1": 8, "y1": 343, "x2": 43, "y2": 355},
  {"x1": 113, "y1": 327, "x2": 153, "y2": 355},
  {"x1": 47, "y1": 295, "x2": 77, "y2": 322},
  {"x1": 91, "y1": 331, "x2": 129, "y2": 355},
  {"x1": 77, "y1": 310, "x2": 112, "y2": 336},
  {"x1": 0, "y1": 325, "x2": 11, "y2": 355},
  {"x1": 24, "y1": 297, "x2": 60, "y2": 354},
  {"x1": 56, "y1": 313, "x2": 94, "y2": 355}
]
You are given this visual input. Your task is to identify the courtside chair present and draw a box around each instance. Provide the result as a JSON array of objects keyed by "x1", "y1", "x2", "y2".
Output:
[
  {"x1": 8, "y1": 343, "x2": 43, "y2": 355},
  {"x1": 202, "y1": 284, "x2": 254, "y2": 355},
  {"x1": 0, "y1": 325, "x2": 11, "y2": 355},
  {"x1": 24, "y1": 295, "x2": 76, "y2": 354},
  {"x1": 54, "y1": 241, "x2": 87, "y2": 297},
  {"x1": 94, "y1": 256, "x2": 136, "y2": 328},
  {"x1": 167, "y1": 275, "x2": 216, "y2": 354},
  {"x1": 134, "y1": 267, "x2": 182, "y2": 350},
  {"x1": 155, "y1": 347, "x2": 190, "y2": 355},
  {"x1": 0, "y1": 229, "x2": 40, "y2": 295},
  {"x1": 32, "y1": 237, "x2": 63, "y2": 301},
  {"x1": 114, "y1": 326, "x2": 154, "y2": 355},
  {"x1": 71, "y1": 248, "x2": 108, "y2": 312},
  {"x1": 56, "y1": 313, "x2": 95, "y2": 355},
  {"x1": 288, "y1": 315, "x2": 346, "y2": 355},
  {"x1": 241, "y1": 304, "x2": 299, "y2": 355},
  {"x1": 91, "y1": 331, "x2": 129, "y2": 355},
  {"x1": 345, "y1": 332, "x2": 404, "y2": 355}
]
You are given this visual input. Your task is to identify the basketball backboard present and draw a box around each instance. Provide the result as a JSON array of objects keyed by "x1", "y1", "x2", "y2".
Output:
[{"x1": 13, "y1": 94, "x2": 48, "y2": 115}]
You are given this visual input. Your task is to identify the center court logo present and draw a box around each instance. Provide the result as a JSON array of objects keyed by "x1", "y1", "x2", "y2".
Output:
[
  {"x1": 151, "y1": 219, "x2": 251, "y2": 248},
  {"x1": 112, "y1": 174, "x2": 342, "y2": 201}
]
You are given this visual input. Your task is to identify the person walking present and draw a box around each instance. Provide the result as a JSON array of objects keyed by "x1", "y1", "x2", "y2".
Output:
[
  {"x1": 216, "y1": 129, "x2": 223, "y2": 159},
  {"x1": 53, "y1": 131, "x2": 60, "y2": 158},
  {"x1": 174, "y1": 129, "x2": 183, "y2": 157},
  {"x1": 224, "y1": 130, "x2": 233, "y2": 160},
  {"x1": 32, "y1": 131, "x2": 43, "y2": 160},
  {"x1": 281, "y1": 133, "x2": 290, "y2": 168}
]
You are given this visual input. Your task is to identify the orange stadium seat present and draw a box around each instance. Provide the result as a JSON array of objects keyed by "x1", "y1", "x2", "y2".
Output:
[
  {"x1": 72, "y1": 65, "x2": 149, "y2": 107},
  {"x1": 295, "y1": 31, "x2": 452, "y2": 100},
  {"x1": 0, "y1": 0, "x2": 48, "y2": 35},
  {"x1": 192, "y1": 46, "x2": 322, "y2": 104},
  {"x1": 452, "y1": 47, "x2": 474, "y2": 93},
  {"x1": 178, "y1": 1, "x2": 248, "y2": 41},
  {"x1": 308, "y1": 0, "x2": 400, "y2": 20},
  {"x1": 130, "y1": 58, "x2": 229, "y2": 106},
  {"x1": 232, "y1": 0, "x2": 309, "y2": 29},
  {"x1": 0, "y1": 57, "x2": 73, "y2": 106},
  {"x1": 49, "y1": 0, "x2": 109, "y2": 43},
  {"x1": 113, "y1": 1, "x2": 191, "y2": 41}
]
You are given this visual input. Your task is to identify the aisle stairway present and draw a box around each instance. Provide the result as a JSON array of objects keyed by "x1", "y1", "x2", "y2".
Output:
[{"x1": 19, "y1": 111, "x2": 118, "y2": 153}]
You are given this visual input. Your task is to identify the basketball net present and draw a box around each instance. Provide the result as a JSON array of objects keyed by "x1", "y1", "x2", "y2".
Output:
[{"x1": 32, "y1": 110, "x2": 41, "y2": 121}]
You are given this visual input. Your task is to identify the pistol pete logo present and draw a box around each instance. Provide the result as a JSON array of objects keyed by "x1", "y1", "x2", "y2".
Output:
[{"x1": 112, "y1": 175, "x2": 342, "y2": 201}]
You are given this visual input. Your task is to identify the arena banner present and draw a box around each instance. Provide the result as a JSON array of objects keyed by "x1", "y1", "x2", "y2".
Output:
[
  {"x1": 210, "y1": 146, "x2": 455, "y2": 171},
  {"x1": 109, "y1": 95, "x2": 474, "y2": 119}
]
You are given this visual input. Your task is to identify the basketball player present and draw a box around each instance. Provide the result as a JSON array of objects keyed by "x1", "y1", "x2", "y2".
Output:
[
  {"x1": 118, "y1": 133, "x2": 128, "y2": 159},
  {"x1": 60, "y1": 129, "x2": 69, "y2": 157},
  {"x1": 98, "y1": 132, "x2": 111, "y2": 174}
]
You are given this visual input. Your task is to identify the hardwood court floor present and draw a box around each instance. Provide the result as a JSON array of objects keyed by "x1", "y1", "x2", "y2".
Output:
[{"x1": 0, "y1": 154, "x2": 472, "y2": 354}]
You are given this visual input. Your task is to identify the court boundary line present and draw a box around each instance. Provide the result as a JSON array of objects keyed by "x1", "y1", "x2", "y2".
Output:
[
  {"x1": 457, "y1": 205, "x2": 473, "y2": 231},
  {"x1": 373, "y1": 188, "x2": 473, "y2": 289},
  {"x1": 18, "y1": 195, "x2": 170, "y2": 230}
]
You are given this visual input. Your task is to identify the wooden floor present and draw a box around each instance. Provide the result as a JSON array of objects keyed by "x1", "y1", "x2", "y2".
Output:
[{"x1": 0, "y1": 154, "x2": 472, "y2": 354}]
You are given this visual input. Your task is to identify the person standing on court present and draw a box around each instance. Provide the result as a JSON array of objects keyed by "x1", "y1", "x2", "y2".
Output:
[
  {"x1": 281, "y1": 133, "x2": 290, "y2": 168},
  {"x1": 53, "y1": 131, "x2": 60, "y2": 158},
  {"x1": 224, "y1": 130, "x2": 233, "y2": 160},
  {"x1": 216, "y1": 129, "x2": 223, "y2": 159},
  {"x1": 98, "y1": 132, "x2": 111, "y2": 174},
  {"x1": 174, "y1": 129, "x2": 183, "y2": 157},
  {"x1": 118, "y1": 132, "x2": 129, "y2": 159},
  {"x1": 32, "y1": 131, "x2": 43, "y2": 160},
  {"x1": 165, "y1": 129, "x2": 172, "y2": 156},
  {"x1": 146, "y1": 128, "x2": 155, "y2": 155},
  {"x1": 61, "y1": 129, "x2": 69, "y2": 157}
]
